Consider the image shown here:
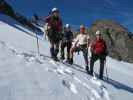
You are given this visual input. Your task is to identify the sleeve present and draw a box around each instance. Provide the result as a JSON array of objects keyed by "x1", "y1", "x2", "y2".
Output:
[
  {"x1": 60, "y1": 19, "x2": 63, "y2": 32},
  {"x1": 87, "y1": 35, "x2": 90, "y2": 40},
  {"x1": 45, "y1": 16, "x2": 50, "y2": 23},
  {"x1": 73, "y1": 35, "x2": 80, "y2": 46},
  {"x1": 70, "y1": 32, "x2": 74, "y2": 39},
  {"x1": 75, "y1": 35, "x2": 80, "y2": 42}
]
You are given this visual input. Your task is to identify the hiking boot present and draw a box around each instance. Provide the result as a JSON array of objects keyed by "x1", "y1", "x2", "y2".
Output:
[
  {"x1": 65, "y1": 59, "x2": 70, "y2": 64},
  {"x1": 60, "y1": 56, "x2": 65, "y2": 60},
  {"x1": 54, "y1": 49, "x2": 59, "y2": 57},
  {"x1": 52, "y1": 56, "x2": 59, "y2": 61},
  {"x1": 64, "y1": 58, "x2": 70, "y2": 63},
  {"x1": 99, "y1": 75, "x2": 103, "y2": 80},
  {"x1": 87, "y1": 70, "x2": 93, "y2": 76},
  {"x1": 68, "y1": 58, "x2": 73, "y2": 65},
  {"x1": 85, "y1": 66, "x2": 89, "y2": 72}
]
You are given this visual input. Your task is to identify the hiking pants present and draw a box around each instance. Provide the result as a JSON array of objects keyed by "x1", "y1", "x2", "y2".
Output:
[
  {"x1": 60, "y1": 41, "x2": 72, "y2": 60},
  {"x1": 90, "y1": 53, "x2": 106, "y2": 78}
]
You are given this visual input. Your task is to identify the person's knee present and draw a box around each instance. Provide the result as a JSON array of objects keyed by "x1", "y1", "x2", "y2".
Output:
[
  {"x1": 54, "y1": 43, "x2": 59, "y2": 49},
  {"x1": 50, "y1": 43, "x2": 54, "y2": 48},
  {"x1": 70, "y1": 47, "x2": 75, "y2": 53},
  {"x1": 61, "y1": 43, "x2": 64, "y2": 49},
  {"x1": 83, "y1": 50, "x2": 88, "y2": 56},
  {"x1": 100, "y1": 58, "x2": 105, "y2": 63},
  {"x1": 56, "y1": 47, "x2": 59, "y2": 52},
  {"x1": 67, "y1": 45, "x2": 71, "y2": 51},
  {"x1": 67, "y1": 42, "x2": 72, "y2": 48},
  {"x1": 63, "y1": 42, "x2": 67, "y2": 48},
  {"x1": 49, "y1": 40, "x2": 54, "y2": 46},
  {"x1": 100, "y1": 59, "x2": 105, "y2": 69}
]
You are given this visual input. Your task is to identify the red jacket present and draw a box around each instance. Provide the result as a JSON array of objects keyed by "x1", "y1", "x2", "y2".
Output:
[
  {"x1": 45, "y1": 15, "x2": 62, "y2": 32},
  {"x1": 91, "y1": 38, "x2": 107, "y2": 55}
]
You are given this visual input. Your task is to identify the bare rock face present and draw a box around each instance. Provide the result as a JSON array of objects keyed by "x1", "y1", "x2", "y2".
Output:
[
  {"x1": 0, "y1": 0, "x2": 14, "y2": 16},
  {"x1": 88, "y1": 20, "x2": 133, "y2": 63}
]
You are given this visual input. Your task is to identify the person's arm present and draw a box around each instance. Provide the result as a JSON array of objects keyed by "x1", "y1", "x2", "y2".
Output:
[
  {"x1": 58, "y1": 19, "x2": 63, "y2": 39},
  {"x1": 45, "y1": 15, "x2": 50, "y2": 23},
  {"x1": 70, "y1": 31, "x2": 74, "y2": 41},
  {"x1": 59, "y1": 19, "x2": 63, "y2": 32},
  {"x1": 90, "y1": 41, "x2": 95, "y2": 54},
  {"x1": 73, "y1": 35, "x2": 79, "y2": 47},
  {"x1": 45, "y1": 16, "x2": 52, "y2": 30}
]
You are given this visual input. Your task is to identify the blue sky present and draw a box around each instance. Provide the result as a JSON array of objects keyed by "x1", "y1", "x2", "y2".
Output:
[{"x1": 6, "y1": 0, "x2": 133, "y2": 32}]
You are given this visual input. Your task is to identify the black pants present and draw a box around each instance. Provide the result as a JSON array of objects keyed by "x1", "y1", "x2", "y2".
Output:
[
  {"x1": 48, "y1": 31, "x2": 62, "y2": 58},
  {"x1": 90, "y1": 53, "x2": 106, "y2": 79},
  {"x1": 60, "y1": 41, "x2": 72, "y2": 60}
]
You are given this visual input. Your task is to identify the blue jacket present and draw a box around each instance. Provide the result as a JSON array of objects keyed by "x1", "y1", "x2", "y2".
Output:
[{"x1": 63, "y1": 31, "x2": 73, "y2": 42}]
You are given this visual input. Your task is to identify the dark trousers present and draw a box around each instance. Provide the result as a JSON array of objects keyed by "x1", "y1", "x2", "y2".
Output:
[
  {"x1": 90, "y1": 53, "x2": 106, "y2": 79},
  {"x1": 48, "y1": 31, "x2": 61, "y2": 58},
  {"x1": 60, "y1": 41, "x2": 72, "y2": 60}
]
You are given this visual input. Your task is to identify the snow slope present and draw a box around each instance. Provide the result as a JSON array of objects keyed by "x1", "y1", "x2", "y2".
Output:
[{"x1": 0, "y1": 14, "x2": 133, "y2": 100}]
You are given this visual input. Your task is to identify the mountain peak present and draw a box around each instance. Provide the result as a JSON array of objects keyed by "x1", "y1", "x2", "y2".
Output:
[{"x1": 91, "y1": 19, "x2": 128, "y2": 33}]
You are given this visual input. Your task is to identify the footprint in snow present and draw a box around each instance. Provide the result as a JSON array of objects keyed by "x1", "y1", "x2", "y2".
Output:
[
  {"x1": 64, "y1": 68, "x2": 74, "y2": 76},
  {"x1": 49, "y1": 60, "x2": 75, "y2": 75},
  {"x1": 74, "y1": 76, "x2": 103, "y2": 99},
  {"x1": 62, "y1": 79, "x2": 78, "y2": 94},
  {"x1": 17, "y1": 52, "x2": 44, "y2": 64},
  {"x1": 49, "y1": 59, "x2": 58, "y2": 66},
  {"x1": 90, "y1": 77, "x2": 109, "y2": 98}
]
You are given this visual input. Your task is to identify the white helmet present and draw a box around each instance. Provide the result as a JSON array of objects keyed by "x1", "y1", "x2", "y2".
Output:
[
  {"x1": 65, "y1": 24, "x2": 70, "y2": 28},
  {"x1": 52, "y1": 7, "x2": 59, "y2": 13},
  {"x1": 80, "y1": 25, "x2": 85, "y2": 29},
  {"x1": 96, "y1": 30, "x2": 101, "y2": 35}
]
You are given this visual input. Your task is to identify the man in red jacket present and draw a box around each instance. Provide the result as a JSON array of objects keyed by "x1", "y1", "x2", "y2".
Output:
[
  {"x1": 89, "y1": 30, "x2": 108, "y2": 79},
  {"x1": 45, "y1": 8, "x2": 63, "y2": 61}
]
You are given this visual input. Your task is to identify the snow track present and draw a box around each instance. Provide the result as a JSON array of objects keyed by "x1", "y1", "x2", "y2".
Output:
[
  {"x1": 0, "y1": 39, "x2": 110, "y2": 100},
  {"x1": 0, "y1": 14, "x2": 133, "y2": 100}
]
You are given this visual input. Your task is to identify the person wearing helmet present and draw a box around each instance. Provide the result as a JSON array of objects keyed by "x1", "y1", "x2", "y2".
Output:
[
  {"x1": 60, "y1": 24, "x2": 73, "y2": 62},
  {"x1": 89, "y1": 30, "x2": 108, "y2": 79},
  {"x1": 45, "y1": 8, "x2": 63, "y2": 61},
  {"x1": 69, "y1": 25, "x2": 90, "y2": 72}
]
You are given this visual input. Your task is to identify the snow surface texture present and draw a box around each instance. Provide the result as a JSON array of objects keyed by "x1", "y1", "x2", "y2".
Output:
[{"x1": 0, "y1": 14, "x2": 133, "y2": 100}]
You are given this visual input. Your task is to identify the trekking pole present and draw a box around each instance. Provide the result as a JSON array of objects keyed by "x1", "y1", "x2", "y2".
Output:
[
  {"x1": 35, "y1": 31, "x2": 40, "y2": 57},
  {"x1": 105, "y1": 59, "x2": 109, "y2": 80}
]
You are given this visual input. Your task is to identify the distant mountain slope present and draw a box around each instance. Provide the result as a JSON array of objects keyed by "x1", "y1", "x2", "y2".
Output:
[
  {"x1": 0, "y1": 0, "x2": 43, "y2": 34},
  {"x1": 88, "y1": 20, "x2": 133, "y2": 63}
]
